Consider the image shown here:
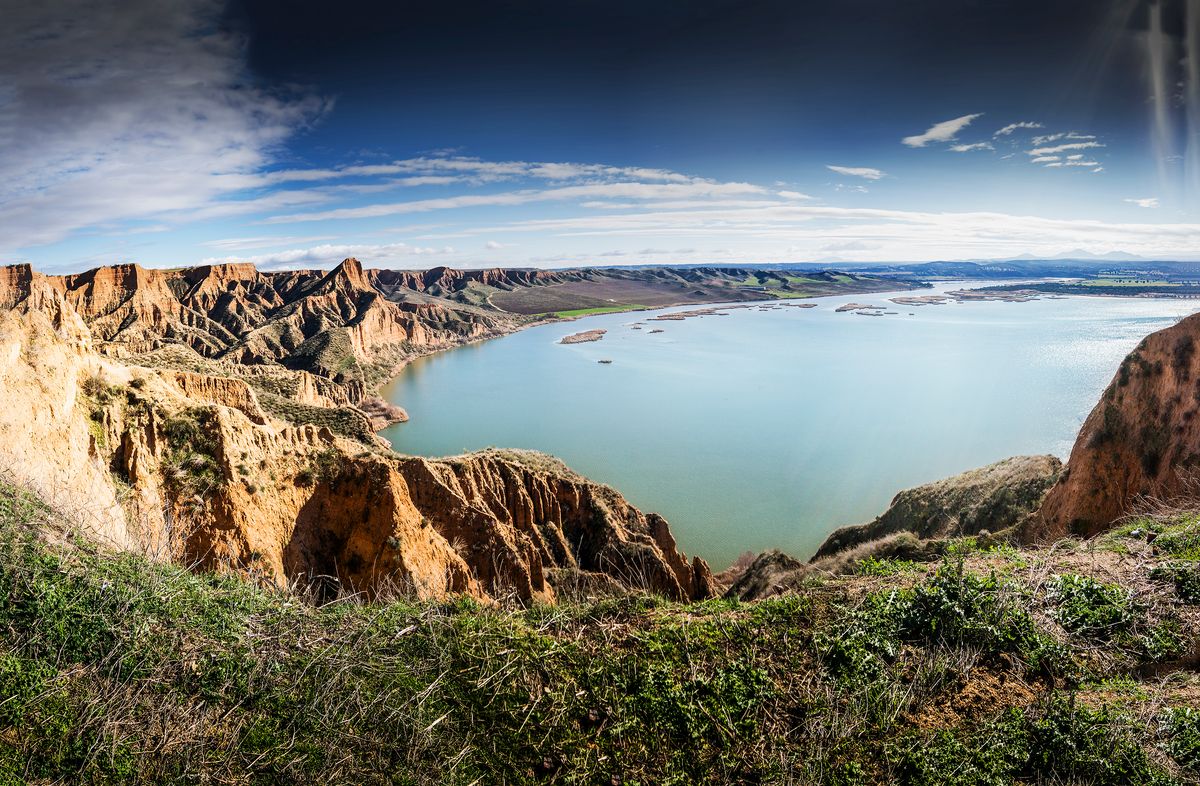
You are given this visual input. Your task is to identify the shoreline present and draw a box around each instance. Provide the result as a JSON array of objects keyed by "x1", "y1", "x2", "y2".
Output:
[{"x1": 369, "y1": 282, "x2": 929, "y2": 431}]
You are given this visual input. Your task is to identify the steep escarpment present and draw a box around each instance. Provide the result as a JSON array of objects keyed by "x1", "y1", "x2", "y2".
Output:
[
  {"x1": 1029, "y1": 311, "x2": 1200, "y2": 541},
  {"x1": 232, "y1": 258, "x2": 507, "y2": 378},
  {"x1": 0, "y1": 283, "x2": 130, "y2": 547},
  {"x1": 0, "y1": 295, "x2": 710, "y2": 604},
  {"x1": 104, "y1": 373, "x2": 713, "y2": 603}
]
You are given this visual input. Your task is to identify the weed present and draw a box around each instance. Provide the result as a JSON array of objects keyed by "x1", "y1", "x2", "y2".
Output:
[
  {"x1": 1162, "y1": 706, "x2": 1200, "y2": 773},
  {"x1": 1047, "y1": 573, "x2": 1134, "y2": 640},
  {"x1": 857, "y1": 556, "x2": 921, "y2": 576},
  {"x1": 1151, "y1": 561, "x2": 1200, "y2": 603}
]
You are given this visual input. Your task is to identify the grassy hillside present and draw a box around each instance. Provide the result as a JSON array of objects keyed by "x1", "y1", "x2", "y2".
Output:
[{"x1": 1, "y1": 479, "x2": 1199, "y2": 784}]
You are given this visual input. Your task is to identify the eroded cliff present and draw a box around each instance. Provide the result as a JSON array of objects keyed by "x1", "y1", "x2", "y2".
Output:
[
  {"x1": 1029, "y1": 311, "x2": 1200, "y2": 541},
  {"x1": 0, "y1": 277, "x2": 712, "y2": 604}
]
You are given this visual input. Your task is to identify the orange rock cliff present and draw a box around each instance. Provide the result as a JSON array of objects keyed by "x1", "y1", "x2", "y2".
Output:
[
  {"x1": 1029, "y1": 310, "x2": 1200, "y2": 541},
  {"x1": 0, "y1": 260, "x2": 714, "y2": 604}
]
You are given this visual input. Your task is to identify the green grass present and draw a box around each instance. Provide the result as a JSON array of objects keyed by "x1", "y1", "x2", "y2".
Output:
[
  {"x1": 546, "y1": 303, "x2": 647, "y2": 318},
  {"x1": 0, "y1": 480, "x2": 1197, "y2": 784}
]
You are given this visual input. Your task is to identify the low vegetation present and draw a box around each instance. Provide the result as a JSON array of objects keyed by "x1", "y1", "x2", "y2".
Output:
[
  {"x1": 1, "y1": 479, "x2": 1198, "y2": 784},
  {"x1": 258, "y1": 392, "x2": 377, "y2": 444}
]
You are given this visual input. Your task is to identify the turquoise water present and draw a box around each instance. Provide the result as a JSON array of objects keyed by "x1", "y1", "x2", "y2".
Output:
[{"x1": 381, "y1": 285, "x2": 1200, "y2": 568}]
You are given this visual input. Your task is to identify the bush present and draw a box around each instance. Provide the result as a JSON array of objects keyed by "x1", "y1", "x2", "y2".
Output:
[
  {"x1": 1047, "y1": 573, "x2": 1133, "y2": 640},
  {"x1": 1024, "y1": 697, "x2": 1173, "y2": 785},
  {"x1": 819, "y1": 561, "x2": 1068, "y2": 684},
  {"x1": 892, "y1": 698, "x2": 1177, "y2": 786},
  {"x1": 1150, "y1": 562, "x2": 1200, "y2": 604},
  {"x1": 1162, "y1": 706, "x2": 1200, "y2": 772}
]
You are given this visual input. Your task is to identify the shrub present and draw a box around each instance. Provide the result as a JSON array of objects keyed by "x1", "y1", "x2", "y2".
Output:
[
  {"x1": 857, "y1": 556, "x2": 920, "y2": 576},
  {"x1": 1024, "y1": 697, "x2": 1173, "y2": 785},
  {"x1": 1162, "y1": 706, "x2": 1200, "y2": 772},
  {"x1": 1046, "y1": 573, "x2": 1133, "y2": 640},
  {"x1": 1155, "y1": 524, "x2": 1200, "y2": 560},
  {"x1": 891, "y1": 698, "x2": 1176, "y2": 786},
  {"x1": 1150, "y1": 562, "x2": 1200, "y2": 604},
  {"x1": 160, "y1": 407, "x2": 223, "y2": 500},
  {"x1": 819, "y1": 561, "x2": 1067, "y2": 684}
]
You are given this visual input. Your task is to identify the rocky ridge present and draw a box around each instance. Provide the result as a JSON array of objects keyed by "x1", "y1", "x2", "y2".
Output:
[{"x1": 0, "y1": 267, "x2": 713, "y2": 604}]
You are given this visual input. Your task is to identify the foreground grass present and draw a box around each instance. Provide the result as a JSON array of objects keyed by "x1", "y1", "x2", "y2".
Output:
[{"x1": 1, "y1": 481, "x2": 1199, "y2": 784}]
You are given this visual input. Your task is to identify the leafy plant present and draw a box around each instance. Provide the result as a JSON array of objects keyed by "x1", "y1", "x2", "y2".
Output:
[
  {"x1": 1046, "y1": 573, "x2": 1133, "y2": 640},
  {"x1": 1150, "y1": 561, "x2": 1200, "y2": 604}
]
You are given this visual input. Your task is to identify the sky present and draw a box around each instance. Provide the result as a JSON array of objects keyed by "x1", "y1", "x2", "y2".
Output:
[{"x1": 5, "y1": 0, "x2": 1200, "y2": 273}]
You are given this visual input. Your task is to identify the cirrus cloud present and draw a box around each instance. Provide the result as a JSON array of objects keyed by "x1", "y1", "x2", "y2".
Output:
[
  {"x1": 826, "y1": 165, "x2": 886, "y2": 180},
  {"x1": 902, "y1": 113, "x2": 982, "y2": 147}
]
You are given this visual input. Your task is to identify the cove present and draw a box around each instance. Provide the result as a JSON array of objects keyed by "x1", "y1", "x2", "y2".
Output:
[{"x1": 381, "y1": 284, "x2": 1200, "y2": 569}]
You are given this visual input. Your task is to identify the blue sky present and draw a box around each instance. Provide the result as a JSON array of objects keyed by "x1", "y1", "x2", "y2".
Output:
[{"x1": 4, "y1": 0, "x2": 1200, "y2": 273}]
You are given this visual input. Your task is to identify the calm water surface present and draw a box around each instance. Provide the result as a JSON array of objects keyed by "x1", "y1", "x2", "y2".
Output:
[{"x1": 381, "y1": 284, "x2": 1200, "y2": 568}]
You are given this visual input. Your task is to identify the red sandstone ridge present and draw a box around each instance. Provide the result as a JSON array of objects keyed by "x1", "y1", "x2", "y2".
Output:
[
  {"x1": 1028, "y1": 311, "x2": 1200, "y2": 541},
  {"x1": 0, "y1": 259, "x2": 521, "y2": 380}
]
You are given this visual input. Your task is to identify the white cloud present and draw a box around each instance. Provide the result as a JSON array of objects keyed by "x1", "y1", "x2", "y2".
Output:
[
  {"x1": 820, "y1": 240, "x2": 881, "y2": 252},
  {"x1": 826, "y1": 165, "x2": 886, "y2": 180},
  {"x1": 1125, "y1": 198, "x2": 1159, "y2": 208},
  {"x1": 777, "y1": 190, "x2": 815, "y2": 199},
  {"x1": 261, "y1": 157, "x2": 699, "y2": 187},
  {"x1": 1031, "y1": 132, "x2": 1096, "y2": 145},
  {"x1": 267, "y1": 180, "x2": 767, "y2": 224},
  {"x1": 1031, "y1": 156, "x2": 1060, "y2": 163},
  {"x1": 484, "y1": 240, "x2": 512, "y2": 249},
  {"x1": 0, "y1": 0, "x2": 327, "y2": 252},
  {"x1": 950, "y1": 142, "x2": 994, "y2": 152},
  {"x1": 1027, "y1": 141, "x2": 1104, "y2": 156},
  {"x1": 994, "y1": 121, "x2": 1043, "y2": 136},
  {"x1": 902, "y1": 113, "x2": 982, "y2": 147},
  {"x1": 463, "y1": 202, "x2": 1200, "y2": 263}
]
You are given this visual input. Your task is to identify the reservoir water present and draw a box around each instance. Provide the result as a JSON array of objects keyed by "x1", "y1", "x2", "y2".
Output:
[{"x1": 381, "y1": 284, "x2": 1200, "y2": 568}]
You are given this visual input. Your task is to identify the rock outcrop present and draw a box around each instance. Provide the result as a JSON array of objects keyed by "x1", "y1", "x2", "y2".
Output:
[
  {"x1": 815, "y1": 455, "x2": 1063, "y2": 559},
  {"x1": 722, "y1": 551, "x2": 806, "y2": 601},
  {"x1": 0, "y1": 259, "x2": 525, "y2": 392},
  {"x1": 1029, "y1": 312, "x2": 1200, "y2": 541},
  {"x1": 0, "y1": 298, "x2": 129, "y2": 547},
  {"x1": 163, "y1": 371, "x2": 269, "y2": 425}
]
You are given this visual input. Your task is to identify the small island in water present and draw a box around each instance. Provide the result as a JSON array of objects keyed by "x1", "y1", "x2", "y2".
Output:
[{"x1": 560, "y1": 328, "x2": 607, "y2": 344}]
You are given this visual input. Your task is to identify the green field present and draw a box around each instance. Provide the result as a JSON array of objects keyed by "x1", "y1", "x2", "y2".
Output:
[{"x1": 546, "y1": 303, "x2": 647, "y2": 318}]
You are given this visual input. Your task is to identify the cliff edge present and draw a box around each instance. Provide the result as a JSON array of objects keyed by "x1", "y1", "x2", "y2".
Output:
[{"x1": 1029, "y1": 311, "x2": 1200, "y2": 541}]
